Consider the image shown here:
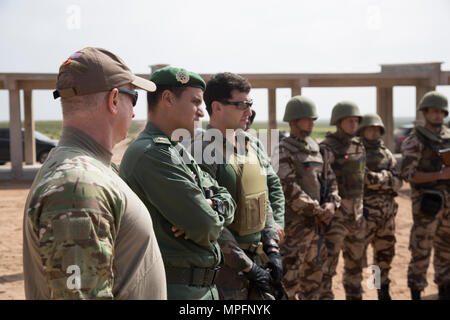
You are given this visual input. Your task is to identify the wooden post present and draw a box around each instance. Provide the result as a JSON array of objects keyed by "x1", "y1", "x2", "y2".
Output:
[
  {"x1": 24, "y1": 90, "x2": 35, "y2": 165},
  {"x1": 268, "y1": 88, "x2": 277, "y2": 156},
  {"x1": 291, "y1": 86, "x2": 301, "y2": 97},
  {"x1": 377, "y1": 86, "x2": 394, "y2": 152},
  {"x1": 415, "y1": 85, "x2": 435, "y2": 126},
  {"x1": 9, "y1": 88, "x2": 23, "y2": 178}
]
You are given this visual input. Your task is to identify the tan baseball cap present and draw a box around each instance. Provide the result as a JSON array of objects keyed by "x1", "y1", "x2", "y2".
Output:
[{"x1": 53, "y1": 47, "x2": 156, "y2": 99}]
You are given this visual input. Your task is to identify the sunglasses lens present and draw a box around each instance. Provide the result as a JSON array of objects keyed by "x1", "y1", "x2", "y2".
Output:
[{"x1": 238, "y1": 101, "x2": 252, "y2": 110}]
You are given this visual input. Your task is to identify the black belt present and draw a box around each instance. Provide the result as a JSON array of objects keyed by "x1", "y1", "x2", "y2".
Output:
[{"x1": 165, "y1": 266, "x2": 220, "y2": 287}]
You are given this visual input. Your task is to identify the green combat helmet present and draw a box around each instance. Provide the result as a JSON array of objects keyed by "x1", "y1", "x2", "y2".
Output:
[
  {"x1": 418, "y1": 91, "x2": 448, "y2": 116},
  {"x1": 357, "y1": 113, "x2": 385, "y2": 136},
  {"x1": 330, "y1": 100, "x2": 362, "y2": 125},
  {"x1": 283, "y1": 95, "x2": 318, "y2": 122}
]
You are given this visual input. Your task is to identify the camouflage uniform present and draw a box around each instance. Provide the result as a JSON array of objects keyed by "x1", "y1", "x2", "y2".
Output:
[
  {"x1": 119, "y1": 122, "x2": 236, "y2": 300},
  {"x1": 190, "y1": 127, "x2": 279, "y2": 300},
  {"x1": 362, "y1": 138, "x2": 402, "y2": 288},
  {"x1": 274, "y1": 135, "x2": 341, "y2": 300},
  {"x1": 401, "y1": 125, "x2": 450, "y2": 292},
  {"x1": 23, "y1": 127, "x2": 167, "y2": 299},
  {"x1": 319, "y1": 132, "x2": 366, "y2": 300}
]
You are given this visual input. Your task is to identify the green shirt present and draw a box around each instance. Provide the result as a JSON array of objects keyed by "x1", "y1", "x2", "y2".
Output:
[{"x1": 119, "y1": 122, "x2": 235, "y2": 269}]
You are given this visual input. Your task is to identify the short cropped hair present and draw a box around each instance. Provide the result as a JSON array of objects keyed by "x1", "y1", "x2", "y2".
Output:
[
  {"x1": 203, "y1": 72, "x2": 251, "y2": 116},
  {"x1": 147, "y1": 85, "x2": 189, "y2": 112}
]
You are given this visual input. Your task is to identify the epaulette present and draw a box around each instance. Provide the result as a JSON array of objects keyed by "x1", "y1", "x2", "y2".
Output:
[{"x1": 153, "y1": 136, "x2": 171, "y2": 145}]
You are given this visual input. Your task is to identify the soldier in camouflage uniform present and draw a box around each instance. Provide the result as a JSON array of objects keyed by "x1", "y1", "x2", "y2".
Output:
[
  {"x1": 119, "y1": 67, "x2": 236, "y2": 300},
  {"x1": 358, "y1": 114, "x2": 402, "y2": 300},
  {"x1": 23, "y1": 47, "x2": 167, "y2": 299},
  {"x1": 190, "y1": 72, "x2": 282, "y2": 300},
  {"x1": 273, "y1": 96, "x2": 341, "y2": 300},
  {"x1": 319, "y1": 101, "x2": 367, "y2": 300},
  {"x1": 401, "y1": 91, "x2": 450, "y2": 300}
]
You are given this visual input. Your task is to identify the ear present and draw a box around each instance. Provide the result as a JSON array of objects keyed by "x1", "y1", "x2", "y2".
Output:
[
  {"x1": 107, "y1": 88, "x2": 120, "y2": 115},
  {"x1": 161, "y1": 90, "x2": 175, "y2": 108},
  {"x1": 211, "y1": 101, "x2": 222, "y2": 115}
]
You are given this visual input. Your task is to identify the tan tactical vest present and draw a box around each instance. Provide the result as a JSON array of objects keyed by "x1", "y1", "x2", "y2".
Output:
[
  {"x1": 412, "y1": 126, "x2": 450, "y2": 190},
  {"x1": 321, "y1": 133, "x2": 365, "y2": 199},
  {"x1": 227, "y1": 146, "x2": 267, "y2": 236},
  {"x1": 280, "y1": 136, "x2": 323, "y2": 201}
]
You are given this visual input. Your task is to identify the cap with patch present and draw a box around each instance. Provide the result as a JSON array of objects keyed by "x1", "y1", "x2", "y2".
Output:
[
  {"x1": 150, "y1": 66, "x2": 206, "y2": 91},
  {"x1": 53, "y1": 47, "x2": 156, "y2": 99}
]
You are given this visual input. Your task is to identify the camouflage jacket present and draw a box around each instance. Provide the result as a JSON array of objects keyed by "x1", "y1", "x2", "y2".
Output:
[
  {"x1": 401, "y1": 125, "x2": 450, "y2": 191},
  {"x1": 363, "y1": 138, "x2": 402, "y2": 197},
  {"x1": 189, "y1": 126, "x2": 279, "y2": 272},
  {"x1": 274, "y1": 135, "x2": 341, "y2": 221},
  {"x1": 119, "y1": 122, "x2": 235, "y2": 270},
  {"x1": 23, "y1": 127, "x2": 166, "y2": 299},
  {"x1": 320, "y1": 132, "x2": 366, "y2": 200}
]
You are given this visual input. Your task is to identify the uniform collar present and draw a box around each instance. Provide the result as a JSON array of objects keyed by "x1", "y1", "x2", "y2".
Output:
[
  {"x1": 145, "y1": 121, "x2": 178, "y2": 146},
  {"x1": 59, "y1": 126, "x2": 112, "y2": 165}
]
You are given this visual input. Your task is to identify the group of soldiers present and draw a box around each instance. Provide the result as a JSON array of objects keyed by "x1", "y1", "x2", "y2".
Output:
[{"x1": 22, "y1": 46, "x2": 449, "y2": 300}]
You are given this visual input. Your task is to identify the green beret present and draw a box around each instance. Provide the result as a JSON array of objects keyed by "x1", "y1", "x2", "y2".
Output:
[{"x1": 150, "y1": 66, "x2": 206, "y2": 91}]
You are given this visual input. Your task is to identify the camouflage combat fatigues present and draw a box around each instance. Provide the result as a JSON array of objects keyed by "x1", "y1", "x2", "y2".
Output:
[
  {"x1": 319, "y1": 132, "x2": 366, "y2": 300},
  {"x1": 401, "y1": 125, "x2": 450, "y2": 291},
  {"x1": 119, "y1": 122, "x2": 236, "y2": 300},
  {"x1": 190, "y1": 127, "x2": 279, "y2": 300},
  {"x1": 274, "y1": 135, "x2": 340, "y2": 300},
  {"x1": 23, "y1": 127, "x2": 167, "y2": 299},
  {"x1": 362, "y1": 138, "x2": 402, "y2": 287}
]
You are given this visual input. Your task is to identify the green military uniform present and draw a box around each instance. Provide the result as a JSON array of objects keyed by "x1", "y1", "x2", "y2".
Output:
[
  {"x1": 119, "y1": 122, "x2": 235, "y2": 300},
  {"x1": 190, "y1": 126, "x2": 279, "y2": 300},
  {"x1": 23, "y1": 127, "x2": 167, "y2": 299}
]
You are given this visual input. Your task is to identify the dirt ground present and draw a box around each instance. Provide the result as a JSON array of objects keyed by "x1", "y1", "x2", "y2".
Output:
[{"x1": 0, "y1": 140, "x2": 440, "y2": 299}]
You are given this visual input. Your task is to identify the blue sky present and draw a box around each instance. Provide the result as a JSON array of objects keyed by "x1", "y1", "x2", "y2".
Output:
[{"x1": 1, "y1": 0, "x2": 449, "y2": 122}]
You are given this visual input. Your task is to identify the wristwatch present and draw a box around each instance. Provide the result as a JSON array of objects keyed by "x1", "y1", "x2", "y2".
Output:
[{"x1": 212, "y1": 199, "x2": 224, "y2": 215}]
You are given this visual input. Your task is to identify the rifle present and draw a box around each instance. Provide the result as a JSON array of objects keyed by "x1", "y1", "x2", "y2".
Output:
[{"x1": 317, "y1": 147, "x2": 330, "y2": 265}]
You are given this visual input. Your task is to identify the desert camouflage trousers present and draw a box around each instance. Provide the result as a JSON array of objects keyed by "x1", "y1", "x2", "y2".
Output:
[
  {"x1": 280, "y1": 210, "x2": 327, "y2": 300},
  {"x1": 319, "y1": 198, "x2": 366, "y2": 300},
  {"x1": 362, "y1": 194, "x2": 397, "y2": 287},
  {"x1": 408, "y1": 189, "x2": 450, "y2": 291}
]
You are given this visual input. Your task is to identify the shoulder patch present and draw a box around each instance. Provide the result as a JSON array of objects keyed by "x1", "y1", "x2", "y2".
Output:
[{"x1": 153, "y1": 137, "x2": 171, "y2": 145}]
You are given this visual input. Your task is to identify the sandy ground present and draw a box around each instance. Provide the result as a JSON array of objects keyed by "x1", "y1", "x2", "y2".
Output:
[{"x1": 0, "y1": 140, "x2": 440, "y2": 299}]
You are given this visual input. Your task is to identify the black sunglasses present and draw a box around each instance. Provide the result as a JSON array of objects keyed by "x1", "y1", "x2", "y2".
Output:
[
  {"x1": 118, "y1": 88, "x2": 138, "y2": 106},
  {"x1": 218, "y1": 99, "x2": 253, "y2": 110}
]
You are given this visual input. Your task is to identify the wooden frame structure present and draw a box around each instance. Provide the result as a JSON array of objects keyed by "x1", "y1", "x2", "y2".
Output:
[{"x1": 1, "y1": 62, "x2": 449, "y2": 179}]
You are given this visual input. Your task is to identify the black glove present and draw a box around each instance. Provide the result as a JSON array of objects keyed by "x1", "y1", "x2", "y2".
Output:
[
  {"x1": 267, "y1": 251, "x2": 283, "y2": 283},
  {"x1": 244, "y1": 263, "x2": 273, "y2": 293}
]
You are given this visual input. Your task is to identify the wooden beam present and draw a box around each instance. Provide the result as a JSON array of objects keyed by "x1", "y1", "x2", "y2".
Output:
[
  {"x1": 24, "y1": 90, "x2": 35, "y2": 165},
  {"x1": 376, "y1": 87, "x2": 394, "y2": 152},
  {"x1": 9, "y1": 88, "x2": 23, "y2": 178}
]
